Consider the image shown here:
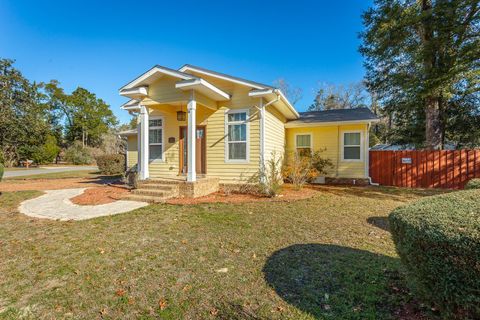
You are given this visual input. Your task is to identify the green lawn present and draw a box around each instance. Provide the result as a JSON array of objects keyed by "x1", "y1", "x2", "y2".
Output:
[{"x1": 0, "y1": 186, "x2": 444, "y2": 319}]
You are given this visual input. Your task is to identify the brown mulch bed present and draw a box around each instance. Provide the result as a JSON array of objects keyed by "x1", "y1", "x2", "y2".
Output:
[
  {"x1": 70, "y1": 186, "x2": 130, "y2": 205},
  {"x1": 166, "y1": 184, "x2": 318, "y2": 205},
  {"x1": 0, "y1": 178, "x2": 104, "y2": 192}
]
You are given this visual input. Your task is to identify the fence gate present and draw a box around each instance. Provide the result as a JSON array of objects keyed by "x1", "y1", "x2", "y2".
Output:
[{"x1": 369, "y1": 150, "x2": 480, "y2": 189}]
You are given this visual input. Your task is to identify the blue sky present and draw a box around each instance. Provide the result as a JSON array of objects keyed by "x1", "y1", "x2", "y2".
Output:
[{"x1": 1, "y1": 0, "x2": 372, "y2": 124}]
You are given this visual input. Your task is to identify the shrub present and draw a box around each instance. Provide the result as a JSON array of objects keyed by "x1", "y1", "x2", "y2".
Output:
[
  {"x1": 389, "y1": 190, "x2": 480, "y2": 319},
  {"x1": 310, "y1": 150, "x2": 334, "y2": 176},
  {"x1": 257, "y1": 151, "x2": 283, "y2": 197},
  {"x1": 96, "y1": 154, "x2": 125, "y2": 175},
  {"x1": 465, "y1": 178, "x2": 480, "y2": 190},
  {"x1": 282, "y1": 150, "x2": 332, "y2": 189},
  {"x1": 239, "y1": 152, "x2": 284, "y2": 197},
  {"x1": 64, "y1": 141, "x2": 93, "y2": 165},
  {"x1": 123, "y1": 165, "x2": 138, "y2": 188}
]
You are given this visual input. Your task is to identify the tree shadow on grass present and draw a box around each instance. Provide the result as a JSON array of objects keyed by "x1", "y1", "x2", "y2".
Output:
[
  {"x1": 367, "y1": 216, "x2": 390, "y2": 232},
  {"x1": 263, "y1": 244, "x2": 413, "y2": 319}
]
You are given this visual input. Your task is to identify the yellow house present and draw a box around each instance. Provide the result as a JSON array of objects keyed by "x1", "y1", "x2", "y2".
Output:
[{"x1": 119, "y1": 65, "x2": 378, "y2": 199}]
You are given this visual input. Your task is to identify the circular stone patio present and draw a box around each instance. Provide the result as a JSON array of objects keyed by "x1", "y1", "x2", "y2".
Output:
[{"x1": 19, "y1": 188, "x2": 148, "y2": 221}]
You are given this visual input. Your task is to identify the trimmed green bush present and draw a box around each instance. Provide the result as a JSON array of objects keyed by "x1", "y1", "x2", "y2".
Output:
[
  {"x1": 96, "y1": 154, "x2": 125, "y2": 175},
  {"x1": 64, "y1": 142, "x2": 93, "y2": 165},
  {"x1": 465, "y1": 178, "x2": 480, "y2": 190},
  {"x1": 389, "y1": 190, "x2": 480, "y2": 319}
]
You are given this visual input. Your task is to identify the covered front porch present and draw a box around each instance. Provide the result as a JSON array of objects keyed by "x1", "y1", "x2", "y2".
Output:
[{"x1": 120, "y1": 66, "x2": 231, "y2": 183}]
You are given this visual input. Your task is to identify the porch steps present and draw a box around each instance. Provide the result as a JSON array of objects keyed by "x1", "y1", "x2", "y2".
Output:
[{"x1": 124, "y1": 180, "x2": 180, "y2": 203}]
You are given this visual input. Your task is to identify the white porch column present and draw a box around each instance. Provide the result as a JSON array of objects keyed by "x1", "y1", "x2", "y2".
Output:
[
  {"x1": 187, "y1": 91, "x2": 196, "y2": 182},
  {"x1": 259, "y1": 98, "x2": 266, "y2": 183},
  {"x1": 139, "y1": 105, "x2": 150, "y2": 180}
]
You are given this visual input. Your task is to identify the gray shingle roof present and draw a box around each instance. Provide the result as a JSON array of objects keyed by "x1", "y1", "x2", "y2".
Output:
[{"x1": 287, "y1": 107, "x2": 379, "y2": 125}]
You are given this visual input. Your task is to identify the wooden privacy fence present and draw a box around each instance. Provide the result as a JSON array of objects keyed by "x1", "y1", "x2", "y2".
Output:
[{"x1": 369, "y1": 150, "x2": 480, "y2": 189}]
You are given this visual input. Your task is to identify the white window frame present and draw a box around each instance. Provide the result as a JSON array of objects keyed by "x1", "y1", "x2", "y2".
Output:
[
  {"x1": 294, "y1": 133, "x2": 313, "y2": 154},
  {"x1": 148, "y1": 116, "x2": 164, "y2": 162},
  {"x1": 341, "y1": 130, "x2": 363, "y2": 162},
  {"x1": 224, "y1": 108, "x2": 250, "y2": 163}
]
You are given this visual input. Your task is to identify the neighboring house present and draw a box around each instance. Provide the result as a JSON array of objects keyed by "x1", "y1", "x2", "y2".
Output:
[{"x1": 119, "y1": 65, "x2": 379, "y2": 188}]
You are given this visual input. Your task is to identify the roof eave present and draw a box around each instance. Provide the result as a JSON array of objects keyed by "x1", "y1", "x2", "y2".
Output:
[
  {"x1": 285, "y1": 118, "x2": 380, "y2": 128},
  {"x1": 248, "y1": 89, "x2": 299, "y2": 120},
  {"x1": 179, "y1": 64, "x2": 274, "y2": 90},
  {"x1": 119, "y1": 65, "x2": 196, "y2": 92}
]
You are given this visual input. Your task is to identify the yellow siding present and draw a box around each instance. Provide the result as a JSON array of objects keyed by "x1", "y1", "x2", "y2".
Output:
[
  {"x1": 143, "y1": 76, "x2": 188, "y2": 105},
  {"x1": 137, "y1": 78, "x2": 261, "y2": 183},
  {"x1": 124, "y1": 75, "x2": 369, "y2": 182},
  {"x1": 205, "y1": 85, "x2": 260, "y2": 183},
  {"x1": 264, "y1": 105, "x2": 286, "y2": 164},
  {"x1": 285, "y1": 124, "x2": 368, "y2": 178},
  {"x1": 126, "y1": 136, "x2": 138, "y2": 168}
]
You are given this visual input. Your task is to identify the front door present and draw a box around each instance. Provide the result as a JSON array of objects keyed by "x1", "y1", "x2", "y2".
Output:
[{"x1": 179, "y1": 126, "x2": 206, "y2": 175}]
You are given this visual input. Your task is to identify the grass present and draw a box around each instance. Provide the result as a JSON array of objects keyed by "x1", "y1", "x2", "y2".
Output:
[
  {"x1": 0, "y1": 186, "x2": 445, "y2": 319},
  {"x1": 4, "y1": 171, "x2": 119, "y2": 180}
]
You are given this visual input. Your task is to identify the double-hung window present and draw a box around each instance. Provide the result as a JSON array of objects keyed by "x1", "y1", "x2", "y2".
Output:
[
  {"x1": 342, "y1": 131, "x2": 362, "y2": 161},
  {"x1": 149, "y1": 118, "x2": 163, "y2": 161},
  {"x1": 226, "y1": 110, "x2": 248, "y2": 161},
  {"x1": 295, "y1": 134, "x2": 312, "y2": 156}
]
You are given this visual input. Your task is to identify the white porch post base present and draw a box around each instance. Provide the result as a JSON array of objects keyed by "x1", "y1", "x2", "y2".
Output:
[
  {"x1": 139, "y1": 105, "x2": 150, "y2": 180},
  {"x1": 187, "y1": 91, "x2": 196, "y2": 182}
]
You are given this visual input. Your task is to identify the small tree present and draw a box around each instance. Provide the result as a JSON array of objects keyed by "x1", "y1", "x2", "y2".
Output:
[
  {"x1": 31, "y1": 135, "x2": 60, "y2": 164},
  {"x1": 283, "y1": 150, "x2": 333, "y2": 189},
  {"x1": 282, "y1": 153, "x2": 318, "y2": 189}
]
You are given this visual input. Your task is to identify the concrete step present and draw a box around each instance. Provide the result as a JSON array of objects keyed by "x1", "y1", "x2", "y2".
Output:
[
  {"x1": 132, "y1": 189, "x2": 172, "y2": 197},
  {"x1": 139, "y1": 178, "x2": 185, "y2": 185},
  {"x1": 135, "y1": 184, "x2": 177, "y2": 191},
  {"x1": 124, "y1": 194, "x2": 166, "y2": 204}
]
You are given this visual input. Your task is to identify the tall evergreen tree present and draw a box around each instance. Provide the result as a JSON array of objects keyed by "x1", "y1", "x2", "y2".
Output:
[
  {"x1": 361, "y1": 0, "x2": 480, "y2": 149},
  {"x1": 44, "y1": 81, "x2": 118, "y2": 147},
  {"x1": 0, "y1": 59, "x2": 51, "y2": 164}
]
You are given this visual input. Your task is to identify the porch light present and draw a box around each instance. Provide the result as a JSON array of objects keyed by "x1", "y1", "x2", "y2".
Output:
[{"x1": 177, "y1": 104, "x2": 186, "y2": 121}]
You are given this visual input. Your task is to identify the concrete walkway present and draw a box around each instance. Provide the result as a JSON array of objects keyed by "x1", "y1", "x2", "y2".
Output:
[
  {"x1": 19, "y1": 188, "x2": 148, "y2": 221},
  {"x1": 4, "y1": 166, "x2": 97, "y2": 178}
]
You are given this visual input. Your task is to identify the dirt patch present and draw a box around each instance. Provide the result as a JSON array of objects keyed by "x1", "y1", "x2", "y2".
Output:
[
  {"x1": 0, "y1": 177, "x2": 116, "y2": 192},
  {"x1": 166, "y1": 184, "x2": 318, "y2": 205},
  {"x1": 70, "y1": 186, "x2": 130, "y2": 205}
]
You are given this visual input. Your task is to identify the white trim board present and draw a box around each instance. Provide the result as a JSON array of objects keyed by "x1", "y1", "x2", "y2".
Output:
[
  {"x1": 120, "y1": 65, "x2": 196, "y2": 91},
  {"x1": 285, "y1": 119, "x2": 379, "y2": 128}
]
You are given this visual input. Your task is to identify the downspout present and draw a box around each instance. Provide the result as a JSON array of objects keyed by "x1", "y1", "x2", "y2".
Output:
[
  {"x1": 336, "y1": 126, "x2": 340, "y2": 177},
  {"x1": 366, "y1": 122, "x2": 380, "y2": 186},
  {"x1": 258, "y1": 92, "x2": 281, "y2": 182}
]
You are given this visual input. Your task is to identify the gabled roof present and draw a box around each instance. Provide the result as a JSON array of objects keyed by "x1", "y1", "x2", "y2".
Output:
[
  {"x1": 119, "y1": 65, "x2": 197, "y2": 91},
  {"x1": 286, "y1": 108, "x2": 379, "y2": 127},
  {"x1": 119, "y1": 64, "x2": 299, "y2": 119},
  {"x1": 179, "y1": 64, "x2": 274, "y2": 90}
]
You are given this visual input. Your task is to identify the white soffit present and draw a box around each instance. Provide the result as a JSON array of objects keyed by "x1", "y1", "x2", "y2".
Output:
[{"x1": 175, "y1": 78, "x2": 230, "y2": 101}]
